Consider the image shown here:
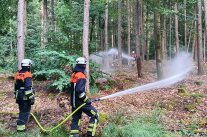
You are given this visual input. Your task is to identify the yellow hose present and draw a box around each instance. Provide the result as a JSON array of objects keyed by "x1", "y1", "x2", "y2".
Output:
[{"x1": 0, "y1": 103, "x2": 86, "y2": 132}]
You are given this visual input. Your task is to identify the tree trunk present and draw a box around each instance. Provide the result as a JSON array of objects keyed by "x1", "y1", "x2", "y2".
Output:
[
  {"x1": 184, "y1": 0, "x2": 187, "y2": 51},
  {"x1": 154, "y1": 0, "x2": 163, "y2": 79},
  {"x1": 42, "y1": 0, "x2": 48, "y2": 47},
  {"x1": 174, "y1": 3, "x2": 179, "y2": 54},
  {"x1": 24, "y1": 0, "x2": 27, "y2": 35},
  {"x1": 100, "y1": 29, "x2": 104, "y2": 51},
  {"x1": 204, "y1": 0, "x2": 207, "y2": 62},
  {"x1": 135, "y1": 0, "x2": 142, "y2": 77},
  {"x1": 118, "y1": 0, "x2": 122, "y2": 68},
  {"x1": 197, "y1": 0, "x2": 205, "y2": 75},
  {"x1": 146, "y1": 4, "x2": 149, "y2": 60},
  {"x1": 104, "y1": 0, "x2": 109, "y2": 70},
  {"x1": 51, "y1": 0, "x2": 55, "y2": 28},
  {"x1": 90, "y1": 16, "x2": 95, "y2": 42},
  {"x1": 17, "y1": 0, "x2": 25, "y2": 70},
  {"x1": 127, "y1": 0, "x2": 131, "y2": 65},
  {"x1": 82, "y1": 0, "x2": 90, "y2": 92},
  {"x1": 161, "y1": 0, "x2": 167, "y2": 61}
]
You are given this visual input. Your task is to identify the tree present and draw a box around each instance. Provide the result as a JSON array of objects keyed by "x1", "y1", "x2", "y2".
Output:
[
  {"x1": 127, "y1": 0, "x2": 131, "y2": 58},
  {"x1": 197, "y1": 0, "x2": 205, "y2": 75},
  {"x1": 104, "y1": 0, "x2": 109, "y2": 70},
  {"x1": 154, "y1": 0, "x2": 163, "y2": 79},
  {"x1": 184, "y1": 0, "x2": 187, "y2": 51},
  {"x1": 135, "y1": 0, "x2": 142, "y2": 77},
  {"x1": 41, "y1": 0, "x2": 48, "y2": 47},
  {"x1": 204, "y1": 0, "x2": 207, "y2": 62},
  {"x1": 17, "y1": 0, "x2": 26, "y2": 70},
  {"x1": 118, "y1": 0, "x2": 122, "y2": 68},
  {"x1": 82, "y1": 0, "x2": 90, "y2": 92},
  {"x1": 174, "y1": 2, "x2": 179, "y2": 54}
]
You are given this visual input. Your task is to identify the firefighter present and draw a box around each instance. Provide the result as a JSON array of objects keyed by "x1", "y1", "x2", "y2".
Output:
[
  {"x1": 69, "y1": 57, "x2": 99, "y2": 137},
  {"x1": 14, "y1": 59, "x2": 35, "y2": 132}
]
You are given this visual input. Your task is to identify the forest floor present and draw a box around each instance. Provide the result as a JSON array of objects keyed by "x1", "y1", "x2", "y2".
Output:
[{"x1": 0, "y1": 61, "x2": 207, "y2": 137}]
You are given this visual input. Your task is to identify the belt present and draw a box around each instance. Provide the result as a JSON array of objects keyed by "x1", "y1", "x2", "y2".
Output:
[{"x1": 19, "y1": 87, "x2": 25, "y2": 89}]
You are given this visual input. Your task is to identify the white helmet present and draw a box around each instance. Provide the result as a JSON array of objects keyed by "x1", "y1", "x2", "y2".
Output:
[
  {"x1": 76, "y1": 57, "x2": 86, "y2": 65},
  {"x1": 21, "y1": 59, "x2": 32, "y2": 66}
]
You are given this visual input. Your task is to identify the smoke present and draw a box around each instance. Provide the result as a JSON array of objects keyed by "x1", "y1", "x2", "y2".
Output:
[{"x1": 99, "y1": 52, "x2": 193, "y2": 100}]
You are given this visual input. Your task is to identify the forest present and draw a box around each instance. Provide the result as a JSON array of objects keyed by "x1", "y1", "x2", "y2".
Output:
[{"x1": 0, "y1": 0, "x2": 207, "y2": 136}]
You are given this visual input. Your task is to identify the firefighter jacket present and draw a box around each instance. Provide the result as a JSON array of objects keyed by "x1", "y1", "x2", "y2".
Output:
[
  {"x1": 14, "y1": 69, "x2": 34, "y2": 104},
  {"x1": 70, "y1": 65, "x2": 87, "y2": 108}
]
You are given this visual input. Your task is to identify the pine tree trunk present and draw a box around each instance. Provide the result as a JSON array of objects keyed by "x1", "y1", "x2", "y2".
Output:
[
  {"x1": 127, "y1": 0, "x2": 131, "y2": 64},
  {"x1": 184, "y1": 0, "x2": 187, "y2": 51},
  {"x1": 118, "y1": 0, "x2": 122, "y2": 68},
  {"x1": 154, "y1": 0, "x2": 163, "y2": 79},
  {"x1": 135, "y1": 0, "x2": 142, "y2": 77},
  {"x1": 174, "y1": 3, "x2": 179, "y2": 54},
  {"x1": 17, "y1": 0, "x2": 25, "y2": 70},
  {"x1": 41, "y1": 0, "x2": 48, "y2": 47},
  {"x1": 104, "y1": 0, "x2": 109, "y2": 70},
  {"x1": 197, "y1": 0, "x2": 205, "y2": 75},
  {"x1": 24, "y1": 0, "x2": 27, "y2": 35},
  {"x1": 51, "y1": 0, "x2": 55, "y2": 29},
  {"x1": 204, "y1": 0, "x2": 207, "y2": 62},
  {"x1": 82, "y1": 0, "x2": 90, "y2": 92}
]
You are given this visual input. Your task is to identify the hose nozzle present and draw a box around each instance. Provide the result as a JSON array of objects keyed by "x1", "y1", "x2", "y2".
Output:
[{"x1": 92, "y1": 98, "x2": 100, "y2": 102}]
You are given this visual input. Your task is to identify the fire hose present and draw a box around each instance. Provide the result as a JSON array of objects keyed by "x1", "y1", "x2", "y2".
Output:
[{"x1": 0, "y1": 99, "x2": 100, "y2": 133}]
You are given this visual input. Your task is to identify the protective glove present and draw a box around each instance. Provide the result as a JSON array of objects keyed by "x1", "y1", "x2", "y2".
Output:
[
  {"x1": 29, "y1": 96, "x2": 35, "y2": 105},
  {"x1": 85, "y1": 98, "x2": 92, "y2": 105}
]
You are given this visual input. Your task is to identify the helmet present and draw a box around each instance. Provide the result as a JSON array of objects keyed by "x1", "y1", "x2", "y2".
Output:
[
  {"x1": 76, "y1": 57, "x2": 86, "y2": 65},
  {"x1": 21, "y1": 59, "x2": 32, "y2": 66}
]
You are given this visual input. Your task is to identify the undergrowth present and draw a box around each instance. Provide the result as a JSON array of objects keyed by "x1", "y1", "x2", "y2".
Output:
[
  {"x1": 101, "y1": 108, "x2": 181, "y2": 137},
  {"x1": 0, "y1": 124, "x2": 68, "y2": 137}
]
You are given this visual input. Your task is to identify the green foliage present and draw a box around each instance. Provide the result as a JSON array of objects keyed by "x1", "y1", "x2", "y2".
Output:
[
  {"x1": 102, "y1": 108, "x2": 181, "y2": 137},
  {"x1": 180, "y1": 117, "x2": 199, "y2": 136},
  {"x1": 32, "y1": 49, "x2": 76, "y2": 91},
  {"x1": 0, "y1": 124, "x2": 67, "y2": 137}
]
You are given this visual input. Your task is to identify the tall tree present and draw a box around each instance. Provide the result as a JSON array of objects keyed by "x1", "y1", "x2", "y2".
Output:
[
  {"x1": 51, "y1": 0, "x2": 55, "y2": 30},
  {"x1": 127, "y1": 0, "x2": 131, "y2": 57},
  {"x1": 118, "y1": 0, "x2": 123, "y2": 68},
  {"x1": 24, "y1": 0, "x2": 27, "y2": 35},
  {"x1": 154, "y1": 0, "x2": 163, "y2": 79},
  {"x1": 17, "y1": 0, "x2": 26, "y2": 70},
  {"x1": 135, "y1": 0, "x2": 142, "y2": 77},
  {"x1": 41, "y1": 0, "x2": 48, "y2": 47},
  {"x1": 174, "y1": 2, "x2": 179, "y2": 54},
  {"x1": 184, "y1": 0, "x2": 187, "y2": 50},
  {"x1": 197, "y1": 0, "x2": 205, "y2": 75},
  {"x1": 83, "y1": 0, "x2": 90, "y2": 92},
  {"x1": 104, "y1": 0, "x2": 109, "y2": 70},
  {"x1": 204, "y1": 0, "x2": 207, "y2": 62}
]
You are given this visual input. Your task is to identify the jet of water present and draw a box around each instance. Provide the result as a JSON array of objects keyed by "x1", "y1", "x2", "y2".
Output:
[{"x1": 99, "y1": 52, "x2": 193, "y2": 100}]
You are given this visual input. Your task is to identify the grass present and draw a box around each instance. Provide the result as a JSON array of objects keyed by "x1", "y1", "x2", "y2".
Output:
[
  {"x1": 0, "y1": 124, "x2": 68, "y2": 137},
  {"x1": 101, "y1": 108, "x2": 181, "y2": 137}
]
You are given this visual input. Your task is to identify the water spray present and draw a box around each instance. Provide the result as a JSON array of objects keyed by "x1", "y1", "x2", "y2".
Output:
[{"x1": 92, "y1": 52, "x2": 193, "y2": 102}]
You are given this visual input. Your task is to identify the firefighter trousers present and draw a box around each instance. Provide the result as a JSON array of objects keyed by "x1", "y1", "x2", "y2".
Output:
[
  {"x1": 17, "y1": 100, "x2": 31, "y2": 131},
  {"x1": 70, "y1": 104, "x2": 98, "y2": 137}
]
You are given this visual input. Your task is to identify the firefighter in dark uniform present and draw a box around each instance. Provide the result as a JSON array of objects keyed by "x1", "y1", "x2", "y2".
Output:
[
  {"x1": 14, "y1": 59, "x2": 35, "y2": 132},
  {"x1": 69, "y1": 57, "x2": 99, "y2": 137}
]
